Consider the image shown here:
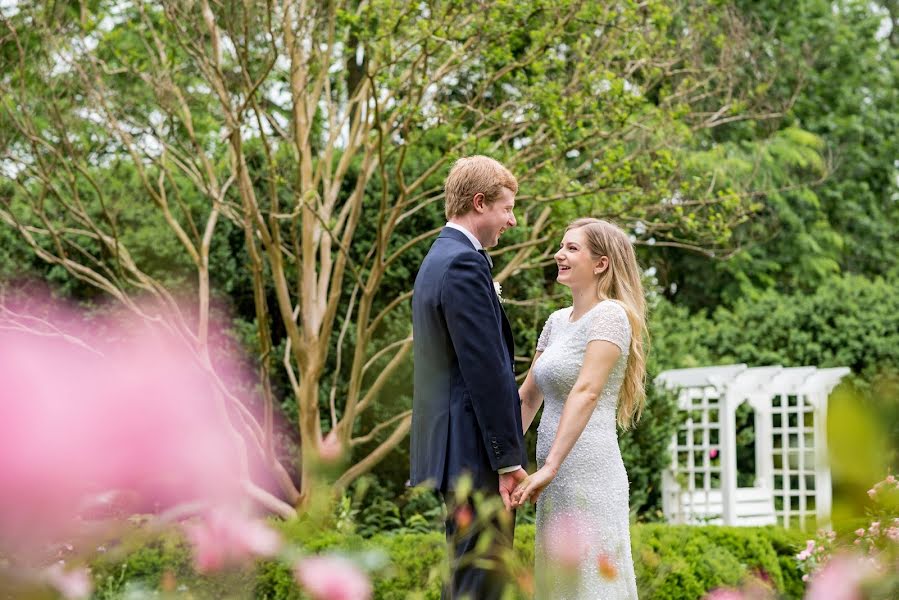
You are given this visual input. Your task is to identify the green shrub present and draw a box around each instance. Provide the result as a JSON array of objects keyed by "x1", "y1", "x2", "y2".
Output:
[
  {"x1": 650, "y1": 274, "x2": 899, "y2": 380},
  {"x1": 90, "y1": 532, "x2": 258, "y2": 599},
  {"x1": 89, "y1": 522, "x2": 805, "y2": 599},
  {"x1": 634, "y1": 524, "x2": 806, "y2": 600}
]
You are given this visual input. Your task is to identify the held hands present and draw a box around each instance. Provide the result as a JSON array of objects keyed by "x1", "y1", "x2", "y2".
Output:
[
  {"x1": 498, "y1": 468, "x2": 528, "y2": 511},
  {"x1": 511, "y1": 465, "x2": 557, "y2": 507}
]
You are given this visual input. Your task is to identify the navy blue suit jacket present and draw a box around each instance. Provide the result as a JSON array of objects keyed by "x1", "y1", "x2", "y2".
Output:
[{"x1": 410, "y1": 227, "x2": 527, "y2": 493}]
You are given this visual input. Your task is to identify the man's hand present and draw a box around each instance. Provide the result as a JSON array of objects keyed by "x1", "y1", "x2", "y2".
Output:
[{"x1": 498, "y1": 468, "x2": 528, "y2": 511}]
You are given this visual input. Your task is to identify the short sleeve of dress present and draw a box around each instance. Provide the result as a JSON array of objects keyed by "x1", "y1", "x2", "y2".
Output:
[
  {"x1": 586, "y1": 300, "x2": 631, "y2": 353},
  {"x1": 536, "y1": 311, "x2": 555, "y2": 352}
]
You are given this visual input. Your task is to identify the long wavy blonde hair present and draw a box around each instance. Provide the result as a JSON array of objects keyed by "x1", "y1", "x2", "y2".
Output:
[{"x1": 567, "y1": 218, "x2": 648, "y2": 429}]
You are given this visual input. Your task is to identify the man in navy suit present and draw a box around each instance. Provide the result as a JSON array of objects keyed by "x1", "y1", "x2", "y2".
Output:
[{"x1": 410, "y1": 156, "x2": 528, "y2": 599}]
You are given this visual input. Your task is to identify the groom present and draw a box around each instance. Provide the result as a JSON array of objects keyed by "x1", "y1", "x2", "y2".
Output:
[{"x1": 410, "y1": 156, "x2": 528, "y2": 599}]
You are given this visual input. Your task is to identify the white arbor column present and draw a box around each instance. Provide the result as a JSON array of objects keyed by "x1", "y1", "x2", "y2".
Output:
[
  {"x1": 749, "y1": 393, "x2": 774, "y2": 490},
  {"x1": 720, "y1": 389, "x2": 739, "y2": 525},
  {"x1": 812, "y1": 389, "x2": 833, "y2": 524}
]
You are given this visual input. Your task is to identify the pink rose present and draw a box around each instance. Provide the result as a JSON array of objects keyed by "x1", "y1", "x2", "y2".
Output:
[
  {"x1": 796, "y1": 539, "x2": 815, "y2": 560},
  {"x1": 295, "y1": 556, "x2": 372, "y2": 600},
  {"x1": 887, "y1": 527, "x2": 899, "y2": 542}
]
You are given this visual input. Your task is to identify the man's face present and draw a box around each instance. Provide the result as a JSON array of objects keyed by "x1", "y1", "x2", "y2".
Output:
[{"x1": 476, "y1": 187, "x2": 517, "y2": 248}]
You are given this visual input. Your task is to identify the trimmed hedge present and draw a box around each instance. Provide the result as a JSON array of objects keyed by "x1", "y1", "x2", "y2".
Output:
[
  {"x1": 91, "y1": 523, "x2": 805, "y2": 599},
  {"x1": 633, "y1": 525, "x2": 806, "y2": 600}
]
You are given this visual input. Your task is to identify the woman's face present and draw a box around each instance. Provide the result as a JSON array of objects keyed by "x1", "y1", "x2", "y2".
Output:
[{"x1": 554, "y1": 227, "x2": 606, "y2": 289}]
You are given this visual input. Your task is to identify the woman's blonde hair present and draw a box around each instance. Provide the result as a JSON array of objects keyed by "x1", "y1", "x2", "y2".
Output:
[{"x1": 566, "y1": 218, "x2": 648, "y2": 429}]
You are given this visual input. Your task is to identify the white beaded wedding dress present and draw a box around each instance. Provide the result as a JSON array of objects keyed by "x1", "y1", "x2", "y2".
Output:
[{"x1": 532, "y1": 299, "x2": 638, "y2": 599}]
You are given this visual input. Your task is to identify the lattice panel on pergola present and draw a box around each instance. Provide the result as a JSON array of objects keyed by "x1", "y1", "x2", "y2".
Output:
[
  {"x1": 671, "y1": 387, "x2": 722, "y2": 523},
  {"x1": 771, "y1": 393, "x2": 817, "y2": 528}
]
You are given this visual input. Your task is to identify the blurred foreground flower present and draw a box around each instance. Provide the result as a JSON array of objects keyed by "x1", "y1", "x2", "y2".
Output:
[
  {"x1": 183, "y1": 508, "x2": 282, "y2": 572},
  {"x1": 704, "y1": 589, "x2": 745, "y2": 600},
  {"x1": 0, "y1": 299, "x2": 280, "y2": 561},
  {"x1": 544, "y1": 512, "x2": 589, "y2": 570},
  {"x1": 42, "y1": 563, "x2": 92, "y2": 599},
  {"x1": 454, "y1": 503, "x2": 474, "y2": 532},
  {"x1": 320, "y1": 430, "x2": 345, "y2": 462},
  {"x1": 804, "y1": 553, "x2": 875, "y2": 600},
  {"x1": 294, "y1": 555, "x2": 373, "y2": 600},
  {"x1": 596, "y1": 553, "x2": 618, "y2": 580}
]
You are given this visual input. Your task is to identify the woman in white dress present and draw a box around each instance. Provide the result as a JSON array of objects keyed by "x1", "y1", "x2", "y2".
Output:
[{"x1": 511, "y1": 218, "x2": 648, "y2": 599}]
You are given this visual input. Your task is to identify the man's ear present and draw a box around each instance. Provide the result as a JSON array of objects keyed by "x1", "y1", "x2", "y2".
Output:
[
  {"x1": 593, "y1": 256, "x2": 610, "y2": 275},
  {"x1": 472, "y1": 192, "x2": 486, "y2": 213}
]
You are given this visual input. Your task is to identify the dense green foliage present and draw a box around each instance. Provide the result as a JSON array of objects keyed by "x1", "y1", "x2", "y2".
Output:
[
  {"x1": 649, "y1": 274, "x2": 899, "y2": 378},
  {"x1": 653, "y1": 0, "x2": 899, "y2": 310},
  {"x1": 88, "y1": 523, "x2": 805, "y2": 599}
]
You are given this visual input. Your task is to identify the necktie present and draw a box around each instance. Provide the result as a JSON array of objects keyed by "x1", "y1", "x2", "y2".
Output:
[{"x1": 478, "y1": 249, "x2": 493, "y2": 270}]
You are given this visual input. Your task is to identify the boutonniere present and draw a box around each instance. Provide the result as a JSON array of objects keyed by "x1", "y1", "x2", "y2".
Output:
[{"x1": 493, "y1": 280, "x2": 503, "y2": 303}]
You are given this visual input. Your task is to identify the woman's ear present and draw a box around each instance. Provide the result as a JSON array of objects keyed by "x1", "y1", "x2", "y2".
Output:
[{"x1": 593, "y1": 256, "x2": 610, "y2": 275}]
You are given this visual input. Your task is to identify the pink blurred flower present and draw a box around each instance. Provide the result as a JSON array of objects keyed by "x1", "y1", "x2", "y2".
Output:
[
  {"x1": 0, "y1": 300, "x2": 274, "y2": 558},
  {"x1": 886, "y1": 475, "x2": 896, "y2": 484},
  {"x1": 184, "y1": 508, "x2": 282, "y2": 573},
  {"x1": 804, "y1": 554, "x2": 874, "y2": 600},
  {"x1": 887, "y1": 527, "x2": 899, "y2": 542},
  {"x1": 704, "y1": 589, "x2": 745, "y2": 600},
  {"x1": 854, "y1": 528, "x2": 865, "y2": 537},
  {"x1": 319, "y1": 430, "x2": 343, "y2": 462},
  {"x1": 709, "y1": 448, "x2": 719, "y2": 459},
  {"x1": 295, "y1": 556, "x2": 372, "y2": 600},
  {"x1": 867, "y1": 488, "x2": 876, "y2": 498},
  {"x1": 797, "y1": 540, "x2": 815, "y2": 560},
  {"x1": 545, "y1": 512, "x2": 589, "y2": 569},
  {"x1": 43, "y1": 563, "x2": 92, "y2": 599}
]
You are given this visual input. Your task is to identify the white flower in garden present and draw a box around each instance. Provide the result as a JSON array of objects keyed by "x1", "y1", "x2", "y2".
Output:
[{"x1": 493, "y1": 280, "x2": 503, "y2": 302}]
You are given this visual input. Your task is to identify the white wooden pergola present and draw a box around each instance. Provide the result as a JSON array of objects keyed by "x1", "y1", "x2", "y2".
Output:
[{"x1": 656, "y1": 364, "x2": 850, "y2": 528}]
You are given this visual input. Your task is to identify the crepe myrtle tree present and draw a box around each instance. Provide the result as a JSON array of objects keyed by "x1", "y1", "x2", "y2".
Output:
[{"x1": 0, "y1": 0, "x2": 807, "y2": 511}]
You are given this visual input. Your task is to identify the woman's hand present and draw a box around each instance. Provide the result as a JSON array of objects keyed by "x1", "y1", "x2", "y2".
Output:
[{"x1": 511, "y1": 465, "x2": 557, "y2": 507}]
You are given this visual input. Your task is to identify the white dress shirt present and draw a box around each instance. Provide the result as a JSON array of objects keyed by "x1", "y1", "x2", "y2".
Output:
[{"x1": 445, "y1": 221, "x2": 483, "y2": 250}]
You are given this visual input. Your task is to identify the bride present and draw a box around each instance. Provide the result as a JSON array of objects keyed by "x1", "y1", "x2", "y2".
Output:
[{"x1": 511, "y1": 218, "x2": 647, "y2": 599}]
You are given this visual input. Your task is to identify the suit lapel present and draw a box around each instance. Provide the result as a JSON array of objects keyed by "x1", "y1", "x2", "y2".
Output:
[
  {"x1": 441, "y1": 226, "x2": 515, "y2": 365},
  {"x1": 499, "y1": 306, "x2": 515, "y2": 365}
]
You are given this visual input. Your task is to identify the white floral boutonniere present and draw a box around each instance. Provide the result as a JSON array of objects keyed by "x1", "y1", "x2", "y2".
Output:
[{"x1": 493, "y1": 280, "x2": 503, "y2": 303}]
